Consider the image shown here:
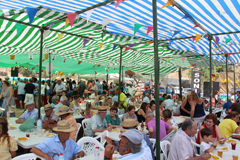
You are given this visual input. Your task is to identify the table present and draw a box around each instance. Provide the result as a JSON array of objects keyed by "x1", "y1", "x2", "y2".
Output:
[
  {"x1": 79, "y1": 151, "x2": 121, "y2": 160},
  {"x1": 212, "y1": 138, "x2": 240, "y2": 160},
  {"x1": 8, "y1": 117, "x2": 51, "y2": 149},
  {"x1": 172, "y1": 116, "x2": 189, "y2": 124}
]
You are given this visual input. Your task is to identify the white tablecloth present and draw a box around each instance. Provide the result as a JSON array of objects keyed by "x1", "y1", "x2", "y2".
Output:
[
  {"x1": 95, "y1": 130, "x2": 121, "y2": 141},
  {"x1": 172, "y1": 116, "x2": 189, "y2": 124},
  {"x1": 8, "y1": 117, "x2": 52, "y2": 149},
  {"x1": 79, "y1": 151, "x2": 120, "y2": 160}
]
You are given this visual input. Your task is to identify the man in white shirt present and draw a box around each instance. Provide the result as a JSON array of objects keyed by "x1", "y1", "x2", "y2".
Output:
[
  {"x1": 167, "y1": 119, "x2": 211, "y2": 160},
  {"x1": 54, "y1": 78, "x2": 66, "y2": 97},
  {"x1": 142, "y1": 93, "x2": 150, "y2": 104},
  {"x1": 54, "y1": 96, "x2": 67, "y2": 112},
  {"x1": 17, "y1": 79, "x2": 26, "y2": 109},
  {"x1": 127, "y1": 82, "x2": 136, "y2": 96},
  {"x1": 95, "y1": 79, "x2": 102, "y2": 95},
  {"x1": 163, "y1": 95, "x2": 175, "y2": 111}
]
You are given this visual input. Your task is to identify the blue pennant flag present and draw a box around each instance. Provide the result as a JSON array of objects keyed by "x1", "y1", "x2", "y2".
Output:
[
  {"x1": 112, "y1": 45, "x2": 118, "y2": 51},
  {"x1": 172, "y1": 31, "x2": 181, "y2": 37},
  {"x1": 182, "y1": 14, "x2": 189, "y2": 19},
  {"x1": 26, "y1": 8, "x2": 38, "y2": 24}
]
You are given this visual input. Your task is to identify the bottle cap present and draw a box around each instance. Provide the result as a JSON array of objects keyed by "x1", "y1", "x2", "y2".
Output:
[
  {"x1": 60, "y1": 153, "x2": 63, "y2": 155},
  {"x1": 95, "y1": 147, "x2": 99, "y2": 149}
]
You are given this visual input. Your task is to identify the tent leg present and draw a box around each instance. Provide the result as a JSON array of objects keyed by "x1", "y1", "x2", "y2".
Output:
[
  {"x1": 49, "y1": 53, "x2": 51, "y2": 81},
  {"x1": 234, "y1": 65, "x2": 236, "y2": 101},
  {"x1": 118, "y1": 47, "x2": 123, "y2": 101},
  {"x1": 179, "y1": 67, "x2": 182, "y2": 99},
  {"x1": 107, "y1": 72, "x2": 108, "y2": 84},
  {"x1": 208, "y1": 36, "x2": 212, "y2": 114},
  {"x1": 152, "y1": 0, "x2": 160, "y2": 160},
  {"x1": 38, "y1": 28, "x2": 44, "y2": 119},
  {"x1": 122, "y1": 66, "x2": 124, "y2": 83},
  {"x1": 226, "y1": 55, "x2": 229, "y2": 110}
]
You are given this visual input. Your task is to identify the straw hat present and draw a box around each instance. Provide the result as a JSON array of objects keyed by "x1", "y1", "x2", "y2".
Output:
[
  {"x1": 55, "y1": 105, "x2": 73, "y2": 115},
  {"x1": 120, "y1": 119, "x2": 137, "y2": 132},
  {"x1": 44, "y1": 104, "x2": 54, "y2": 110},
  {"x1": 53, "y1": 120, "x2": 75, "y2": 132},
  {"x1": 97, "y1": 106, "x2": 108, "y2": 112}
]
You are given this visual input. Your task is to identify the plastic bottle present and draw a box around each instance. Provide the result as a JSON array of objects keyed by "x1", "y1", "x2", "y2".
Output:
[
  {"x1": 94, "y1": 147, "x2": 100, "y2": 160},
  {"x1": 37, "y1": 119, "x2": 42, "y2": 136},
  {"x1": 59, "y1": 153, "x2": 64, "y2": 160}
]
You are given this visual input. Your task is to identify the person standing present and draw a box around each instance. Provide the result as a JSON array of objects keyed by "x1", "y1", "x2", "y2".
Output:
[
  {"x1": 0, "y1": 78, "x2": 3, "y2": 107},
  {"x1": 190, "y1": 92, "x2": 206, "y2": 122},
  {"x1": 126, "y1": 82, "x2": 136, "y2": 97},
  {"x1": 66, "y1": 77, "x2": 73, "y2": 93},
  {"x1": 90, "y1": 81, "x2": 98, "y2": 95},
  {"x1": 0, "y1": 81, "x2": 15, "y2": 117},
  {"x1": 24, "y1": 79, "x2": 35, "y2": 108},
  {"x1": 78, "y1": 79, "x2": 86, "y2": 96},
  {"x1": 33, "y1": 78, "x2": 39, "y2": 109},
  {"x1": 17, "y1": 79, "x2": 26, "y2": 109},
  {"x1": 54, "y1": 78, "x2": 66, "y2": 97},
  {"x1": 95, "y1": 79, "x2": 102, "y2": 95},
  {"x1": 236, "y1": 91, "x2": 240, "y2": 103}
]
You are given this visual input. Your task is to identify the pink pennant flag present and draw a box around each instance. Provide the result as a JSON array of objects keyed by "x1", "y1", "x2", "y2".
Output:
[
  {"x1": 146, "y1": 26, "x2": 153, "y2": 36},
  {"x1": 192, "y1": 37, "x2": 196, "y2": 42},
  {"x1": 124, "y1": 47, "x2": 129, "y2": 52},
  {"x1": 191, "y1": 64, "x2": 196, "y2": 66},
  {"x1": 181, "y1": 57, "x2": 185, "y2": 63},
  {"x1": 228, "y1": 53, "x2": 234, "y2": 55},
  {"x1": 67, "y1": 13, "x2": 77, "y2": 27},
  {"x1": 192, "y1": 24, "x2": 199, "y2": 29},
  {"x1": 115, "y1": 0, "x2": 123, "y2": 8},
  {"x1": 49, "y1": 23, "x2": 54, "y2": 30}
]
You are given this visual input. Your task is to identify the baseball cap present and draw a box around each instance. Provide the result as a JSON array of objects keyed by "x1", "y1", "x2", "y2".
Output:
[{"x1": 121, "y1": 129, "x2": 143, "y2": 144}]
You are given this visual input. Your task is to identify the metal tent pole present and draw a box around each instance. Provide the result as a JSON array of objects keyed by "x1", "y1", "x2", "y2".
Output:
[
  {"x1": 38, "y1": 28, "x2": 44, "y2": 119},
  {"x1": 234, "y1": 65, "x2": 236, "y2": 102},
  {"x1": 179, "y1": 67, "x2": 182, "y2": 100},
  {"x1": 107, "y1": 71, "x2": 109, "y2": 84},
  {"x1": 118, "y1": 47, "x2": 123, "y2": 102},
  {"x1": 122, "y1": 66, "x2": 124, "y2": 83},
  {"x1": 152, "y1": 0, "x2": 160, "y2": 159},
  {"x1": 226, "y1": 55, "x2": 229, "y2": 110},
  {"x1": 209, "y1": 36, "x2": 212, "y2": 114},
  {"x1": 49, "y1": 53, "x2": 51, "y2": 81}
]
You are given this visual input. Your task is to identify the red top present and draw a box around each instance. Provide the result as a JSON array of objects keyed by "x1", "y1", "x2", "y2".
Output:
[
  {"x1": 196, "y1": 123, "x2": 216, "y2": 144},
  {"x1": 163, "y1": 119, "x2": 167, "y2": 122}
]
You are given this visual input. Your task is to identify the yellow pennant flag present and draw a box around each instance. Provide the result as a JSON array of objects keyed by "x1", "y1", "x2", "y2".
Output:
[
  {"x1": 195, "y1": 34, "x2": 202, "y2": 44},
  {"x1": 151, "y1": 55, "x2": 154, "y2": 58},
  {"x1": 147, "y1": 42, "x2": 153, "y2": 45},
  {"x1": 217, "y1": 66, "x2": 221, "y2": 68},
  {"x1": 214, "y1": 48, "x2": 218, "y2": 51},
  {"x1": 167, "y1": 58, "x2": 170, "y2": 62},
  {"x1": 161, "y1": 0, "x2": 174, "y2": 9},
  {"x1": 64, "y1": 18, "x2": 69, "y2": 29},
  {"x1": 108, "y1": 68, "x2": 111, "y2": 72},
  {"x1": 188, "y1": 65, "x2": 192, "y2": 67},
  {"x1": 101, "y1": 72, "x2": 104, "y2": 74},
  {"x1": 99, "y1": 43, "x2": 103, "y2": 50},
  {"x1": 57, "y1": 33, "x2": 64, "y2": 43}
]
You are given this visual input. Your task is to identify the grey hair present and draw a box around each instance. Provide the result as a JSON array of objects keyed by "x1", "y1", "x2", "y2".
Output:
[
  {"x1": 182, "y1": 119, "x2": 195, "y2": 131},
  {"x1": 145, "y1": 111, "x2": 154, "y2": 119},
  {"x1": 52, "y1": 96, "x2": 59, "y2": 104},
  {"x1": 122, "y1": 139, "x2": 141, "y2": 153},
  {"x1": 60, "y1": 96, "x2": 68, "y2": 102}
]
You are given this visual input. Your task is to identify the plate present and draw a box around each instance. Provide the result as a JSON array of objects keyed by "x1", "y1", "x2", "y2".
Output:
[
  {"x1": 181, "y1": 116, "x2": 187, "y2": 118},
  {"x1": 43, "y1": 129, "x2": 50, "y2": 133},
  {"x1": 139, "y1": 130, "x2": 145, "y2": 132},
  {"x1": 217, "y1": 147, "x2": 229, "y2": 151},
  {"x1": 112, "y1": 129, "x2": 118, "y2": 132},
  {"x1": 211, "y1": 154, "x2": 221, "y2": 160},
  {"x1": 226, "y1": 139, "x2": 238, "y2": 143},
  {"x1": 17, "y1": 137, "x2": 30, "y2": 142},
  {"x1": 46, "y1": 133, "x2": 56, "y2": 138},
  {"x1": 9, "y1": 126, "x2": 16, "y2": 129}
]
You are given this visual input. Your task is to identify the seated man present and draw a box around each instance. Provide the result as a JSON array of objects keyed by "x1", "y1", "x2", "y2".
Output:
[
  {"x1": 163, "y1": 95, "x2": 175, "y2": 110},
  {"x1": 104, "y1": 129, "x2": 152, "y2": 160},
  {"x1": 51, "y1": 95, "x2": 60, "y2": 108},
  {"x1": 167, "y1": 119, "x2": 211, "y2": 160},
  {"x1": 42, "y1": 104, "x2": 59, "y2": 129},
  {"x1": 142, "y1": 93, "x2": 150, "y2": 104},
  {"x1": 146, "y1": 111, "x2": 173, "y2": 140},
  {"x1": 31, "y1": 120, "x2": 84, "y2": 160},
  {"x1": 53, "y1": 96, "x2": 68, "y2": 112},
  {"x1": 85, "y1": 106, "x2": 112, "y2": 136},
  {"x1": 15, "y1": 101, "x2": 39, "y2": 123}
]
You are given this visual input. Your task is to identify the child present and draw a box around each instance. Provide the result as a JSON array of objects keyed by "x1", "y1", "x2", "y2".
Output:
[
  {"x1": 200, "y1": 128, "x2": 219, "y2": 155},
  {"x1": 83, "y1": 102, "x2": 93, "y2": 119},
  {"x1": 162, "y1": 109, "x2": 178, "y2": 129}
]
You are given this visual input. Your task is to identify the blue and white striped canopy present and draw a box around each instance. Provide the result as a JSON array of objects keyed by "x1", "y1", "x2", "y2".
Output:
[{"x1": 0, "y1": 0, "x2": 239, "y2": 66}]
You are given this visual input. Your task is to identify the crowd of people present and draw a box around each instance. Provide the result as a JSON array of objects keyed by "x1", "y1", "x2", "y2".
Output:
[{"x1": 1, "y1": 76, "x2": 240, "y2": 159}]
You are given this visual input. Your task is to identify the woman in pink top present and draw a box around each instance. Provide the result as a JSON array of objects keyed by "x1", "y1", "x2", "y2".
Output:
[{"x1": 84, "y1": 103, "x2": 93, "y2": 119}]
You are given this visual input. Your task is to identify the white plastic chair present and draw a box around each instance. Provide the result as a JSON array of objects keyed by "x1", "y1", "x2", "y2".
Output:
[
  {"x1": 161, "y1": 129, "x2": 177, "y2": 142},
  {"x1": 75, "y1": 123, "x2": 82, "y2": 142},
  {"x1": 160, "y1": 140, "x2": 171, "y2": 160},
  {"x1": 82, "y1": 118, "x2": 90, "y2": 136},
  {"x1": 12, "y1": 153, "x2": 45, "y2": 160},
  {"x1": 191, "y1": 139, "x2": 200, "y2": 156},
  {"x1": 77, "y1": 137, "x2": 104, "y2": 156},
  {"x1": 94, "y1": 130, "x2": 109, "y2": 146},
  {"x1": 119, "y1": 114, "x2": 124, "y2": 122},
  {"x1": 149, "y1": 138, "x2": 156, "y2": 149}
]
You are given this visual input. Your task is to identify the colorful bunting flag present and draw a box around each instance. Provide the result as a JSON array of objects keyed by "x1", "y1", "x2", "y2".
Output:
[
  {"x1": 161, "y1": 0, "x2": 174, "y2": 9},
  {"x1": 49, "y1": 23, "x2": 54, "y2": 30},
  {"x1": 192, "y1": 24, "x2": 199, "y2": 29},
  {"x1": 43, "y1": 30, "x2": 50, "y2": 40},
  {"x1": 112, "y1": 45, "x2": 118, "y2": 50},
  {"x1": 101, "y1": 72, "x2": 104, "y2": 74},
  {"x1": 128, "y1": 44, "x2": 135, "y2": 47},
  {"x1": 64, "y1": 18, "x2": 69, "y2": 29},
  {"x1": 191, "y1": 64, "x2": 196, "y2": 66},
  {"x1": 167, "y1": 58, "x2": 170, "y2": 62},
  {"x1": 134, "y1": 24, "x2": 143, "y2": 35},
  {"x1": 16, "y1": 23, "x2": 25, "y2": 36},
  {"x1": 83, "y1": 39, "x2": 88, "y2": 47},
  {"x1": 192, "y1": 37, "x2": 196, "y2": 42},
  {"x1": 147, "y1": 42, "x2": 154, "y2": 45},
  {"x1": 115, "y1": 0, "x2": 123, "y2": 8},
  {"x1": 26, "y1": 8, "x2": 38, "y2": 24},
  {"x1": 215, "y1": 36, "x2": 219, "y2": 44},
  {"x1": 217, "y1": 66, "x2": 221, "y2": 68},
  {"x1": 225, "y1": 38, "x2": 232, "y2": 44},
  {"x1": 181, "y1": 57, "x2": 185, "y2": 63},
  {"x1": 188, "y1": 65, "x2": 192, "y2": 68},
  {"x1": 195, "y1": 34, "x2": 202, "y2": 44},
  {"x1": 124, "y1": 47, "x2": 129, "y2": 52},
  {"x1": 108, "y1": 68, "x2": 111, "y2": 72},
  {"x1": 102, "y1": 19, "x2": 112, "y2": 27},
  {"x1": 228, "y1": 53, "x2": 234, "y2": 55},
  {"x1": 146, "y1": 26, "x2": 153, "y2": 36},
  {"x1": 97, "y1": 65, "x2": 101, "y2": 67},
  {"x1": 99, "y1": 43, "x2": 103, "y2": 50},
  {"x1": 172, "y1": 31, "x2": 181, "y2": 37},
  {"x1": 78, "y1": 61, "x2": 82, "y2": 65},
  {"x1": 218, "y1": 35, "x2": 225, "y2": 42},
  {"x1": 57, "y1": 33, "x2": 64, "y2": 43},
  {"x1": 181, "y1": 14, "x2": 189, "y2": 19},
  {"x1": 66, "y1": 13, "x2": 77, "y2": 27},
  {"x1": 86, "y1": 9, "x2": 94, "y2": 23}
]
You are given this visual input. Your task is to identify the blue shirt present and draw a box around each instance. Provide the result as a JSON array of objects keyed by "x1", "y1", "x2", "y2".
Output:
[
  {"x1": 19, "y1": 108, "x2": 39, "y2": 120},
  {"x1": 223, "y1": 101, "x2": 232, "y2": 111},
  {"x1": 85, "y1": 113, "x2": 108, "y2": 136},
  {"x1": 36, "y1": 135, "x2": 82, "y2": 160},
  {"x1": 112, "y1": 95, "x2": 118, "y2": 102},
  {"x1": 0, "y1": 81, "x2": 2, "y2": 93},
  {"x1": 33, "y1": 83, "x2": 39, "y2": 93}
]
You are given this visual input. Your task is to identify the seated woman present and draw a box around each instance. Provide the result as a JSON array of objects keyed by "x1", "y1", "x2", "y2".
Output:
[
  {"x1": 0, "y1": 118, "x2": 18, "y2": 160},
  {"x1": 122, "y1": 105, "x2": 138, "y2": 123},
  {"x1": 136, "y1": 102, "x2": 148, "y2": 123},
  {"x1": 128, "y1": 95, "x2": 136, "y2": 107},
  {"x1": 83, "y1": 102, "x2": 93, "y2": 119},
  {"x1": 69, "y1": 95, "x2": 81, "y2": 112},
  {"x1": 196, "y1": 113, "x2": 226, "y2": 144},
  {"x1": 105, "y1": 107, "x2": 121, "y2": 128},
  {"x1": 180, "y1": 92, "x2": 191, "y2": 116},
  {"x1": 149, "y1": 100, "x2": 156, "y2": 116},
  {"x1": 162, "y1": 109, "x2": 178, "y2": 129},
  {"x1": 159, "y1": 100, "x2": 164, "y2": 117},
  {"x1": 219, "y1": 111, "x2": 240, "y2": 138}
]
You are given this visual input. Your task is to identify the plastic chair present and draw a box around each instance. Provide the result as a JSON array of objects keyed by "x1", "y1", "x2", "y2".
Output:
[
  {"x1": 75, "y1": 123, "x2": 82, "y2": 142},
  {"x1": 82, "y1": 118, "x2": 90, "y2": 136},
  {"x1": 94, "y1": 130, "x2": 109, "y2": 146},
  {"x1": 12, "y1": 153, "x2": 45, "y2": 160},
  {"x1": 191, "y1": 139, "x2": 200, "y2": 156},
  {"x1": 77, "y1": 137, "x2": 104, "y2": 156},
  {"x1": 160, "y1": 140, "x2": 171, "y2": 160},
  {"x1": 119, "y1": 114, "x2": 124, "y2": 122},
  {"x1": 161, "y1": 129, "x2": 177, "y2": 142},
  {"x1": 149, "y1": 138, "x2": 156, "y2": 149}
]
